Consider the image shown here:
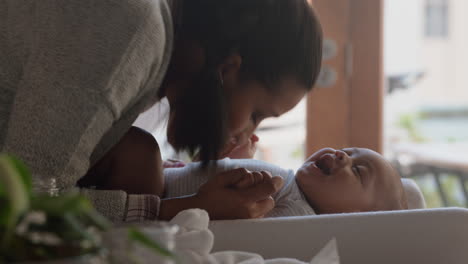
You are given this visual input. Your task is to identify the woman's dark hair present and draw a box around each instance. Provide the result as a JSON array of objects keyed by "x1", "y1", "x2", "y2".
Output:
[{"x1": 169, "y1": 0, "x2": 323, "y2": 164}]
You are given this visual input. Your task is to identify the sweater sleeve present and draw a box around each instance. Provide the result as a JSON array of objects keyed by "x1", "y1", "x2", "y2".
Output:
[{"x1": 2, "y1": 0, "x2": 173, "y2": 221}]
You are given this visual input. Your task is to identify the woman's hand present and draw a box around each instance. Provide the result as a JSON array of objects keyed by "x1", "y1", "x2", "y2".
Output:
[
  {"x1": 196, "y1": 168, "x2": 282, "y2": 219},
  {"x1": 158, "y1": 168, "x2": 283, "y2": 220}
]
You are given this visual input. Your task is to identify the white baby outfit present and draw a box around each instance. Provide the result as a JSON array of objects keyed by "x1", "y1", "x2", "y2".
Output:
[{"x1": 164, "y1": 158, "x2": 316, "y2": 217}]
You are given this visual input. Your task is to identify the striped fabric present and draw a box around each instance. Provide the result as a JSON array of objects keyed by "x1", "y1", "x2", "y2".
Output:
[{"x1": 124, "y1": 194, "x2": 161, "y2": 222}]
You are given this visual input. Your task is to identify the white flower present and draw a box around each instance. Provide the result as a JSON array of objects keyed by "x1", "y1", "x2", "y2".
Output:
[
  {"x1": 28, "y1": 231, "x2": 62, "y2": 246},
  {"x1": 15, "y1": 211, "x2": 46, "y2": 235}
]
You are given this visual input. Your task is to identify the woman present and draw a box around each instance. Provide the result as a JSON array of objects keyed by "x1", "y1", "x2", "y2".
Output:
[{"x1": 0, "y1": 0, "x2": 322, "y2": 221}]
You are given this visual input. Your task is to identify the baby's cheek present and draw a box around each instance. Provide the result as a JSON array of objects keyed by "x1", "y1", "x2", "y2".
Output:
[
  {"x1": 295, "y1": 169, "x2": 304, "y2": 181},
  {"x1": 295, "y1": 169, "x2": 310, "y2": 187}
]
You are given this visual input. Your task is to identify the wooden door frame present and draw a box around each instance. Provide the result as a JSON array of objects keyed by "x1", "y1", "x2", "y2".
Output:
[{"x1": 306, "y1": 0, "x2": 384, "y2": 156}]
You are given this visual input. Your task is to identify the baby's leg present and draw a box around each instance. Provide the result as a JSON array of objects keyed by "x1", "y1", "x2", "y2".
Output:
[{"x1": 79, "y1": 127, "x2": 164, "y2": 196}]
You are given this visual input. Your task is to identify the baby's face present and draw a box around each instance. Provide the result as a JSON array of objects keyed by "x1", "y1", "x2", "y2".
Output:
[{"x1": 296, "y1": 147, "x2": 406, "y2": 214}]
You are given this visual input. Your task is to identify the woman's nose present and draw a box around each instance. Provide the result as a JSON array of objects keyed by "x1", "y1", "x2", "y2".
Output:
[{"x1": 250, "y1": 133, "x2": 259, "y2": 143}]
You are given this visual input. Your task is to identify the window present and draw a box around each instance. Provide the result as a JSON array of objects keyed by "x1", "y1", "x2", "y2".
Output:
[{"x1": 425, "y1": 0, "x2": 449, "y2": 38}]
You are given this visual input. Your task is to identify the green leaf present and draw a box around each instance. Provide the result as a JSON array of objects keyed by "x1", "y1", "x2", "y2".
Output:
[
  {"x1": 81, "y1": 210, "x2": 111, "y2": 231},
  {"x1": 31, "y1": 193, "x2": 92, "y2": 216},
  {"x1": 0, "y1": 197, "x2": 11, "y2": 226},
  {"x1": 127, "y1": 227, "x2": 175, "y2": 258},
  {"x1": 0, "y1": 154, "x2": 113, "y2": 261},
  {"x1": 0, "y1": 154, "x2": 30, "y2": 249},
  {"x1": 7, "y1": 155, "x2": 32, "y2": 195},
  {"x1": 63, "y1": 213, "x2": 94, "y2": 242}
]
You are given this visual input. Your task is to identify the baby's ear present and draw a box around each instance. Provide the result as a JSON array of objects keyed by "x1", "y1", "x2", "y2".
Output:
[
  {"x1": 399, "y1": 189, "x2": 409, "y2": 210},
  {"x1": 401, "y1": 197, "x2": 409, "y2": 210},
  {"x1": 401, "y1": 178, "x2": 426, "y2": 209},
  {"x1": 386, "y1": 188, "x2": 408, "y2": 211}
]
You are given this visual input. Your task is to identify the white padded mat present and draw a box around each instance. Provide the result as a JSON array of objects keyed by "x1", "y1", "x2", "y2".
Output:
[{"x1": 210, "y1": 208, "x2": 468, "y2": 264}]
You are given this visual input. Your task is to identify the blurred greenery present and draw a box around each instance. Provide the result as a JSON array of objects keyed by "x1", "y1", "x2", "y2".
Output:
[
  {"x1": 291, "y1": 144, "x2": 304, "y2": 159},
  {"x1": 414, "y1": 174, "x2": 466, "y2": 208},
  {"x1": 397, "y1": 110, "x2": 468, "y2": 207},
  {"x1": 0, "y1": 154, "x2": 174, "y2": 262},
  {"x1": 397, "y1": 113, "x2": 427, "y2": 143},
  {"x1": 446, "y1": 137, "x2": 458, "y2": 143}
]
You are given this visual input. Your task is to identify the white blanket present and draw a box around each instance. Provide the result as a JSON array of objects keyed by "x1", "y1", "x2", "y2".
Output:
[{"x1": 169, "y1": 209, "x2": 340, "y2": 264}]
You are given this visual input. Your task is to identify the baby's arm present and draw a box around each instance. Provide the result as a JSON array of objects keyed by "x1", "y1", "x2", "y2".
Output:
[
  {"x1": 265, "y1": 170, "x2": 316, "y2": 217},
  {"x1": 226, "y1": 162, "x2": 316, "y2": 217},
  {"x1": 164, "y1": 159, "x2": 280, "y2": 199},
  {"x1": 211, "y1": 159, "x2": 316, "y2": 217}
]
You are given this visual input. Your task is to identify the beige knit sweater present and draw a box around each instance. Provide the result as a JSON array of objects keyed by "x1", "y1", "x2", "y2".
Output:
[{"x1": 0, "y1": 0, "x2": 173, "y2": 221}]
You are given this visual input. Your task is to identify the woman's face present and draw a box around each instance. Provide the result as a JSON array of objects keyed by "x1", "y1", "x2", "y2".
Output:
[
  {"x1": 222, "y1": 77, "x2": 307, "y2": 154},
  {"x1": 163, "y1": 51, "x2": 308, "y2": 156}
]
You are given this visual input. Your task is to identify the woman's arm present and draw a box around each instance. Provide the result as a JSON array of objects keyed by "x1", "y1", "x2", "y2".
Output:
[
  {"x1": 81, "y1": 127, "x2": 165, "y2": 196},
  {"x1": 80, "y1": 127, "x2": 283, "y2": 221}
]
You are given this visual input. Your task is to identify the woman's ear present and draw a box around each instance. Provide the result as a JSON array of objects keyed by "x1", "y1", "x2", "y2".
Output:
[{"x1": 218, "y1": 54, "x2": 242, "y2": 88}]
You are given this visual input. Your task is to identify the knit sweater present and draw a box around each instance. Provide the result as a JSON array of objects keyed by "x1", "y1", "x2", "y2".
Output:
[{"x1": 0, "y1": 0, "x2": 173, "y2": 221}]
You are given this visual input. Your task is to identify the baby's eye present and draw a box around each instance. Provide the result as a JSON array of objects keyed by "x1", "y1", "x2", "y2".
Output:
[
  {"x1": 342, "y1": 148, "x2": 353, "y2": 156},
  {"x1": 353, "y1": 165, "x2": 363, "y2": 182},
  {"x1": 352, "y1": 165, "x2": 359, "y2": 174}
]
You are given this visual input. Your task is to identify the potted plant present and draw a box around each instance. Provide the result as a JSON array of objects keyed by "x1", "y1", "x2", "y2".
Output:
[{"x1": 0, "y1": 154, "x2": 175, "y2": 263}]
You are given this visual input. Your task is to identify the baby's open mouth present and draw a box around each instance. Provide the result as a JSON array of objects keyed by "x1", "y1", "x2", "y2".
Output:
[{"x1": 315, "y1": 158, "x2": 331, "y2": 175}]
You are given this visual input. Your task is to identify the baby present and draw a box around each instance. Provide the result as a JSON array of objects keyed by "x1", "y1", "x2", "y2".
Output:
[
  {"x1": 78, "y1": 127, "x2": 408, "y2": 216},
  {"x1": 295, "y1": 147, "x2": 408, "y2": 214},
  {"x1": 164, "y1": 146, "x2": 408, "y2": 216}
]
